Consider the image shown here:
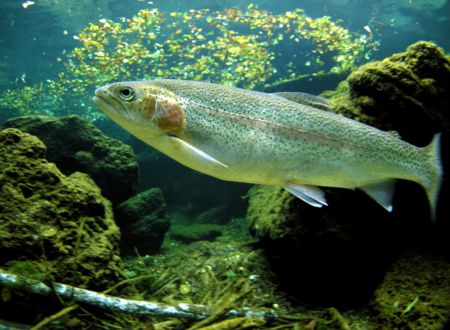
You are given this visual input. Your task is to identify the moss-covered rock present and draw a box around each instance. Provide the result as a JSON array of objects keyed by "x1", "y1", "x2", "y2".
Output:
[
  {"x1": 115, "y1": 188, "x2": 171, "y2": 255},
  {"x1": 169, "y1": 224, "x2": 223, "y2": 243},
  {"x1": 324, "y1": 41, "x2": 450, "y2": 145},
  {"x1": 194, "y1": 205, "x2": 230, "y2": 225},
  {"x1": 0, "y1": 128, "x2": 123, "y2": 290},
  {"x1": 246, "y1": 185, "x2": 393, "y2": 306},
  {"x1": 246, "y1": 186, "x2": 299, "y2": 240},
  {"x1": 3, "y1": 115, "x2": 139, "y2": 204},
  {"x1": 372, "y1": 253, "x2": 450, "y2": 329}
]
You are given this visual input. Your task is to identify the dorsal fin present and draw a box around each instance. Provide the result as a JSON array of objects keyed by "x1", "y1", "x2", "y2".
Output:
[
  {"x1": 387, "y1": 130, "x2": 401, "y2": 139},
  {"x1": 273, "y1": 92, "x2": 332, "y2": 110}
]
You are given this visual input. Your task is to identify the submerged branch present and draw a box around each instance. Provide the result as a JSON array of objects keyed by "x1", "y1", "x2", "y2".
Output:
[{"x1": 0, "y1": 269, "x2": 276, "y2": 321}]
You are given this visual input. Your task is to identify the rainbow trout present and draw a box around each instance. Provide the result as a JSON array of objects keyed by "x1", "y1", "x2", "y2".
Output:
[{"x1": 93, "y1": 79, "x2": 442, "y2": 219}]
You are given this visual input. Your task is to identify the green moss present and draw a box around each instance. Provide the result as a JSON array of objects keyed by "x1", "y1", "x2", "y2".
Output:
[
  {"x1": 115, "y1": 188, "x2": 170, "y2": 254},
  {"x1": 169, "y1": 223, "x2": 223, "y2": 243},
  {"x1": 6, "y1": 260, "x2": 50, "y2": 283},
  {"x1": 246, "y1": 185, "x2": 297, "y2": 240},
  {"x1": 321, "y1": 81, "x2": 373, "y2": 123},
  {"x1": 373, "y1": 253, "x2": 450, "y2": 329}
]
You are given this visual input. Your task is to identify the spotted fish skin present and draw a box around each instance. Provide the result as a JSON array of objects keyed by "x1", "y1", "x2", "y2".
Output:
[{"x1": 93, "y1": 79, "x2": 442, "y2": 220}]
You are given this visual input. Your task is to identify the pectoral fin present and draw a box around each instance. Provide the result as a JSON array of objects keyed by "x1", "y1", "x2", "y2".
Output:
[
  {"x1": 168, "y1": 135, "x2": 229, "y2": 169},
  {"x1": 284, "y1": 182, "x2": 328, "y2": 208},
  {"x1": 359, "y1": 180, "x2": 396, "y2": 212}
]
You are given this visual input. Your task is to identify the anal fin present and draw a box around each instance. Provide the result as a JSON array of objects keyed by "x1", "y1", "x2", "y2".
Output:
[
  {"x1": 359, "y1": 180, "x2": 396, "y2": 212},
  {"x1": 284, "y1": 182, "x2": 328, "y2": 208}
]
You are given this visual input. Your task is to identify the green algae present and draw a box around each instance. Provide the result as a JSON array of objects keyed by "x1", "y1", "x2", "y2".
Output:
[{"x1": 6, "y1": 260, "x2": 50, "y2": 283}]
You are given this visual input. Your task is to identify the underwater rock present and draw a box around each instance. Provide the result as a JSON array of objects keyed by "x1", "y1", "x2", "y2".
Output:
[
  {"x1": 169, "y1": 224, "x2": 223, "y2": 243},
  {"x1": 115, "y1": 188, "x2": 171, "y2": 255},
  {"x1": 0, "y1": 128, "x2": 123, "y2": 290},
  {"x1": 372, "y1": 253, "x2": 450, "y2": 329},
  {"x1": 3, "y1": 115, "x2": 139, "y2": 204},
  {"x1": 246, "y1": 185, "x2": 393, "y2": 307},
  {"x1": 324, "y1": 41, "x2": 450, "y2": 146}
]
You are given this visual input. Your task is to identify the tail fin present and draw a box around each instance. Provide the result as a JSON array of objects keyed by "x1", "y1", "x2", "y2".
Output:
[{"x1": 423, "y1": 133, "x2": 442, "y2": 222}]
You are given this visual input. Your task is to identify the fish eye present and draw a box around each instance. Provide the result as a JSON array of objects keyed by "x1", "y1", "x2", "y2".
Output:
[{"x1": 118, "y1": 86, "x2": 135, "y2": 101}]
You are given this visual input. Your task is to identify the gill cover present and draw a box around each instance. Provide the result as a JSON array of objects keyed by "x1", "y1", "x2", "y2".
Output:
[
  {"x1": 116, "y1": 83, "x2": 185, "y2": 134},
  {"x1": 154, "y1": 95, "x2": 185, "y2": 134}
]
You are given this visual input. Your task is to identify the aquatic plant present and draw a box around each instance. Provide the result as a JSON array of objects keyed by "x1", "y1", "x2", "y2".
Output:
[{"x1": 0, "y1": 5, "x2": 377, "y2": 120}]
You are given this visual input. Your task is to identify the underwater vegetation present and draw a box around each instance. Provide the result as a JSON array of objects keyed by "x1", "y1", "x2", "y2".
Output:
[{"x1": 0, "y1": 5, "x2": 376, "y2": 121}]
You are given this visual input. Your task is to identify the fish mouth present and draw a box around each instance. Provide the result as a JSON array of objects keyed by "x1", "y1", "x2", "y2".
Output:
[
  {"x1": 93, "y1": 95, "x2": 108, "y2": 111},
  {"x1": 93, "y1": 86, "x2": 145, "y2": 130},
  {"x1": 93, "y1": 87, "x2": 131, "y2": 124},
  {"x1": 93, "y1": 87, "x2": 118, "y2": 116}
]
